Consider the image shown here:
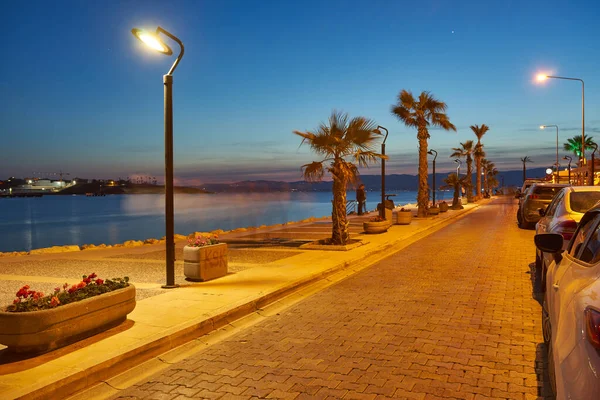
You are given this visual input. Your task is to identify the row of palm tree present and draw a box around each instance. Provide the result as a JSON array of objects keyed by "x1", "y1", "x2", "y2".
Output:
[
  {"x1": 294, "y1": 90, "x2": 494, "y2": 245},
  {"x1": 449, "y1": 125, "x2": 490, "y2": 202}
]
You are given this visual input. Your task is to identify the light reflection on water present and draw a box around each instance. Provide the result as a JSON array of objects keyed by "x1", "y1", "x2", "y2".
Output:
[{"x1": 0, "y1": 191, "x2": 422, "y2": 252}]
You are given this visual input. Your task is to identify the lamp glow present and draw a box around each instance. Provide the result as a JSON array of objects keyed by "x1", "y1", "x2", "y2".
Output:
[
  {"x1": 132, "y1": 29, "x2": 173, "y2": 55},
  {"x1": 537, "y1": 74, "x2": 548, "y2": 82},
  {"x1": 540, "y1": 125, "x2": 545, "y2": 129},
  {"x1": 546, "y1": 168, "x2": 553, "y2": 175}
]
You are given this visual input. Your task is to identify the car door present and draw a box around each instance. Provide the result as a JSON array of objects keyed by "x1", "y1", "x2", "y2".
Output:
[{"x1": 547, "y1": 214, "x2": 600, "y2": 327}]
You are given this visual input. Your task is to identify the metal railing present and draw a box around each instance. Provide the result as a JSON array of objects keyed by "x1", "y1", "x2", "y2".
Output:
[{"x1": 346, "y1": 200, "x2": 358, "y2": 215}]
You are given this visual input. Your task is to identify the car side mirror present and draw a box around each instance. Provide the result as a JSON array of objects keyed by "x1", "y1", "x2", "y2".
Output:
[
  {"x1": 535, "y1": 233, "x2": 564, "y2": 263},
  {"x1": 538, "y1": 207, "x2": 546, "y2": 217}
]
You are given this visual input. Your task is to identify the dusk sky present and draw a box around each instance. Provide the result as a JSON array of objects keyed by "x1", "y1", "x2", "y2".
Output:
[{"x1": 1, "y1": 0, "x2": 598, "y2": 184}]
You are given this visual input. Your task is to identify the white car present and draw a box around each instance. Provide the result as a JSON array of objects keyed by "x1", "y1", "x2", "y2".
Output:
[
  {"x1": 535, "y1": 186, "x2": 600, "y2": 292},
  {"x1": 535, "y1": 209, "x2": 600, "y2": 399}
]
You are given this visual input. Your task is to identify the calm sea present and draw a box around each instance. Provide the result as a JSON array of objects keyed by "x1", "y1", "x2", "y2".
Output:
[{"x1": 0, "y1": 190, "x2": 450, "y2": 252}]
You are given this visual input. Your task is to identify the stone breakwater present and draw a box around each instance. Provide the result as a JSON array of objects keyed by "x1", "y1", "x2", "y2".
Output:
[{"x1": 0, "y1": 216, "x2": 329, "y2": 258}]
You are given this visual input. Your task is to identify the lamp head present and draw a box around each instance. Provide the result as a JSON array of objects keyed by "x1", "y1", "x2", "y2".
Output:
[
  {"x1": 373, "y1": 128, "x2": 381, "y2": 134},
  {"x1": 427, "y1": 150, "x2": 434, "y2": 155},
  {"x1": 546, "y1": 168, "x2": 553, "y2": 175},
  {"x1": 132, "y1": 28, "x2": 173, "y2": 55},
  {"x1": 540, "y1": 125, "x2": 546, "y2": 129},
  {"x1": 536, "y1": 73, "x2": 548, "y2": 82}
]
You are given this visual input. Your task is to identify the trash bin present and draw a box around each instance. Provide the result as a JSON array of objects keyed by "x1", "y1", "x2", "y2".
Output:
[{"x1": 377, "y1": 198, "x2": 395, "y2": 221}]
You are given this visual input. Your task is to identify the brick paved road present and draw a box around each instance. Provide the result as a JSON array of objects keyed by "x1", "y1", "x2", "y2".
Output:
[{"x1": 111, "y1": 197, "x2": 551, "y2": 399}]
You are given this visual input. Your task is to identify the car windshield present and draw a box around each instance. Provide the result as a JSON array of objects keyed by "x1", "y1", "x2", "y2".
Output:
[
  {"x1": 569, "y1": 192, "x2": 600, "y2": 213},
  {"x1": 532, "y1": 186, "x2": 564, "y2": 199}
]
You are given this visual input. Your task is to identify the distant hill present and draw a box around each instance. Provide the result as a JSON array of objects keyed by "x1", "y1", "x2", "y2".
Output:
[
  {"x1": 199, "y1": 167, "x2": 551, "y2": 193},
  {"x1": 58, "y1": 183, "x2": 212, "y2": 195}
]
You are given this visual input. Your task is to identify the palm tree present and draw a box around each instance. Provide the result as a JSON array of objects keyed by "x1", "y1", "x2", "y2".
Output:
[
  {"x1": 442, "y1": 173, "x2": 468, "y2": 210},
  {"x1": 563, "y1": 135, "x2": 596, "y2": 163},
  {"x1": 520, "y1": 156, "x2": 533, "y2": 183},
  {"x1": 391, "y1": 90, "x2": 456, "y2": 217},
  {"x1": 294, "y1": 111, "x2": 386, "y2": 245},
  {"x1": 450, "y1": 140, "x2": 475, "y2": 202},
  {"x1": 471, "y1": 124, "x2": 489, "y2": 199},
  {"x1": 485, "y1": 164, "x2": 499, "y2": 194}
]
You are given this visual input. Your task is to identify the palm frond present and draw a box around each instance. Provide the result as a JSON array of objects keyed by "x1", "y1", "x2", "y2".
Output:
[{"x1": 300, "y1": 162, "x2": 325, "y2": 182}]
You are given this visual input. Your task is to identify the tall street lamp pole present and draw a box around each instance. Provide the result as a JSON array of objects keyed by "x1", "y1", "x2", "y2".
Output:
[
  {"x1": 374, "y1": 126, "x2": 389, "y2": 218},
  {"x1": 427, "y1": 149, "x2": 437, "y2": 206},
  {"x1": 132, "y1": 26, "x2": 185, "y2": 288},
  {"x1": 537, "y1": 74, "x2": 585, "y2": 172},
  {"x1": 563, "y1": 156, "x2": 572, "y2": 184},
  {"x1": 540, "y1": 125, "x2": 559, "y2": 182}
]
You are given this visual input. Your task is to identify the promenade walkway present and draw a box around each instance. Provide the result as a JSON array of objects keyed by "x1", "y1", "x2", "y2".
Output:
[{"x1": 0, "y1": 201, "x2": 498, "y2": 399}]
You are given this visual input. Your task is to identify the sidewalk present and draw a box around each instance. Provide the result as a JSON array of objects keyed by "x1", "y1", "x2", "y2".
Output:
[{"x1": 0, "y1": 202, "x2": 485, "y2": 400}]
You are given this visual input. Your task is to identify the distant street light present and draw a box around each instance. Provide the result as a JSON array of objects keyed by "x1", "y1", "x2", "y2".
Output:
[
  {"x1": 537, "y1": 74, "x2": 585, "y2": 173},
  {"x1": 540, "y1": 125, "x2": 559, "y2": 182},
  {"x1": 546, "y1": 168, "x2": 553, "y2": 175},
  {"x1": 373, "y1": 126, "x2": 389, "y2": 218},
  {"x1": 454, "y1": 159, "x2": 462, "y2": 197},
  {"x1": 132, "y1": 26, "x2": 185, "y2": 288},
  {"x1": 563, "y1": 156, "x2": 572, "y2": 184},
  {"x1": 427, "y1": 149, "x2": 438, "y2": 206}
]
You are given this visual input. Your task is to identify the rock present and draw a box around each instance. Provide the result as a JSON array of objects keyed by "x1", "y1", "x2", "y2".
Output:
[
  {"x1": 211, "y1": 229, "x2": 225, "y2": 235},
  {"x1": 29, "y1": 245, "x2": 81, "y2": 255},
  {"x1": 144, "y1": 238, "x2": 159, "y2": 244},
  {"x1": 81, "y1": 244, "x2": 97, "y2": 250},
  {"x1": 174, "y1": 234, "x2": 187, "y2": 240},
  {"x1": 123, "y1": 240, "x2": 144, "y2": 248}
]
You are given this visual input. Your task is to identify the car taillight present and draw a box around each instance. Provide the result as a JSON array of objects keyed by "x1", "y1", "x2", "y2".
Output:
[
  {"x1": 556, "y1": 219, "x2": 578, "y2": 241},
  {"x1": 530, "y1": 194, "x2": 539, "y2": 199},
  {"x1": 585, "y1": 308, "x2": 600, "y2": 349}
]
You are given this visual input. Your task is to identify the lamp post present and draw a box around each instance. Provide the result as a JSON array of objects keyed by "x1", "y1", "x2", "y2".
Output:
[
  {"x1": 592, "y1": 143, "x2": 599, "y2": 186},
  {"x1": 374, "y1": 126, "x2": 389, "y2": 218},
  {"x1": 537, "y1": 74, "x2": 585, "y2": 171},
  {"x1": 132, "y1": 26, "x2": 185, "y2": 289},
  {"x1": 427, "y1": 149, "x2": 438, "y2": 206},
  {"x1": 540, "y1": 125, "x2": 559, "y2": 182},
  {"x1": 563, "y1": 156, "x2": 572, "y2": 184},
  {"x1": 454, "y1": 159, "x2": 462, "y2": 197}
]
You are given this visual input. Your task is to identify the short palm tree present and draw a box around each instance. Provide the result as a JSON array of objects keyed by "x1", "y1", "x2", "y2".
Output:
[
  {"x1": 485, "y1": 164, "x2": 498, "y2": 194},
  {"x1": 294, "y1": 111, "x2": 385, "y2": 245},
  {"x1": 520, "y1": 156, "x2": 533, "y2": 183},
  {"x1": 471, "y1": 124, "x2": 489, "y2": 199},
  {"x1": 442, "y1": 173, "x2": 468, "y2": 210},
  {"x1": 391, "y1": 90, "x2": 456, "y2": 217},
  {"x1": 450, "y1": 140, "x2": 475, "y2": 202},
  {"x1": 563, "y1": 135, "x2": 596, "y2": 163}
]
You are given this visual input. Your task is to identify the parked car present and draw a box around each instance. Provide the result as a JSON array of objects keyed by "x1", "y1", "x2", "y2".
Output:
[
  {"x1": 517, "y1": 183, "x2": 569, "y2": 229},
  {"x1": 534, "y1": 207, "x2": 600, "y2": 398},
  {"x1": 535, "y1": 186, "x2": 600, "y2": 292},
  {"x1": 515, "y1": 178, "x2": 546, "y2": 203}
]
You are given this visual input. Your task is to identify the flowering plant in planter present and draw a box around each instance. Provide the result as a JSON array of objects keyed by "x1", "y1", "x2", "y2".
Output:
[
  {"x1": 187, "y1": 234, "x2": 219, "y2": 247},
  {"x1": 6, "y1": 273, "x2": 130, "y2": 313},
  {"x1": 369, "y1": 215, "x2": 387, "y2": 222}
]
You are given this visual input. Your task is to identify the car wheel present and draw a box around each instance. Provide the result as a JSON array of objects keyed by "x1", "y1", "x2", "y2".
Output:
[
  {"x1": 547, "y1": 340, "x2": 557, "y2": 397},
  {"x1": 517, "y1": 209, "x2": 523, "y2": 228},
  {"x1": 542, "y1": 296, "x2": 551, "y2": 344},
  {"x1": 534, "y1": 252, "x2": 544, "y2": 293}
]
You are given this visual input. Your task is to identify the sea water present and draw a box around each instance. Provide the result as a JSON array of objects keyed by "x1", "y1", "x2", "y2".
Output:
[{"x1": 0, "y1": 190, "x2": 448, "y2": 252}]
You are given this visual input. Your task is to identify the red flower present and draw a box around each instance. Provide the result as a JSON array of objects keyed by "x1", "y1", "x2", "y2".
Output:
[
  {"x1": 50, "y1": 296, "x2": 60, "y2": 307},
  {"x1": 32, "y1": 291, "x2": 44, "y2": 300},
  {"x1": 88, "y1": 272, "x2": 97, "y2": 279},
  {"x1": 54, "y1": 287, "x2": 61, "y2": 293},
  {"x1": 77, "y1": 281, "x2": 87, "y2": 289},
  {"x1": 16, "y1": 285, "x2": 30, "y2": 297},
  {"x1": 95, "y1": 278, "x2": 104, "y2": 285},
  {"x1": 68, "y1": 285, "x2": 78, "y2": 294},
  {"x1": 83, "y1": 277, "x2": 92, "y2": 284},
  {"x1": 13, "y1": 298, "x2": 21, "y2": 304}
]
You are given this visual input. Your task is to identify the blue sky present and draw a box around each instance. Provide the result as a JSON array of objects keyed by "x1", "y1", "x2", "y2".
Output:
[{"x1": 1, "y1": 0, "x2": 598, "y2": 184}]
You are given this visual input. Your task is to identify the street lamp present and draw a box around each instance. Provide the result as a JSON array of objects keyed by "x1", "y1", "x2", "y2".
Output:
[
  {"x1": 427, "y1": 149, "x2": 438, "y2": 206},
  {"x1": 454, "y1": 159, "x2": 462, "y2": 197},
  {"x1": 373, "y1": 126, "x2": 389, "y2": 218},
  {"x1": 537, "y1": 74, "x2": 585, "y2": 170},
  {"x1": 132, "y1": 26, "x2": 185, "y2": 288},
  {"x1": 563, "y1": 156, "x2": 572, "y2": 184},
  {"x1": 540, "y1": 124, "x2": 559, "y2": 182},
  {"x1": 592, "y1": 143, "x2": 599, "y2": 186}
]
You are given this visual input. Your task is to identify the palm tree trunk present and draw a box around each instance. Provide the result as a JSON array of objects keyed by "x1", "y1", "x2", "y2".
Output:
[
  {"x1": 330, "y1": 162, "x2": 348, "y2": 245},
  {"x1": 475, "y1": 154, "x2": 481, "y2": 200},
  {"x1": 466, "y1": 156, "x2": 473, "y2": 202},
  {"x1": 522, "y1": 163, "x2": 526, "y2": 183},
  {"x1": 452, "y1": 183, "x2": 460, "y2": 208},
  {"x1": 417, "y1": 127, "x2": 429, "y2": 217}
]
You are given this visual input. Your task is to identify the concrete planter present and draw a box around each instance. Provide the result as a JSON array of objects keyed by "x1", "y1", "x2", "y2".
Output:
[
  {"x1": 428, "y1": 207, "x2": 440, "y2": 216},
  {"x1": 461, "y1": 197, "x2": 468, "y2": 205},
  {"x1": 363, "y1": 220, "x2": 390, "y2": 234},
  {"x1": 439, "y1": 202, "x2": 449, "y2": 213},
  {"x1": 184, "y1": 243, "x2": 228, "y2": 281},
  {"x1": 395, "y1": 211, "x2": 413, "y2": 225},
  {"x1": 0, "y1": 285, "x2": 136, "y2": 354}
]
